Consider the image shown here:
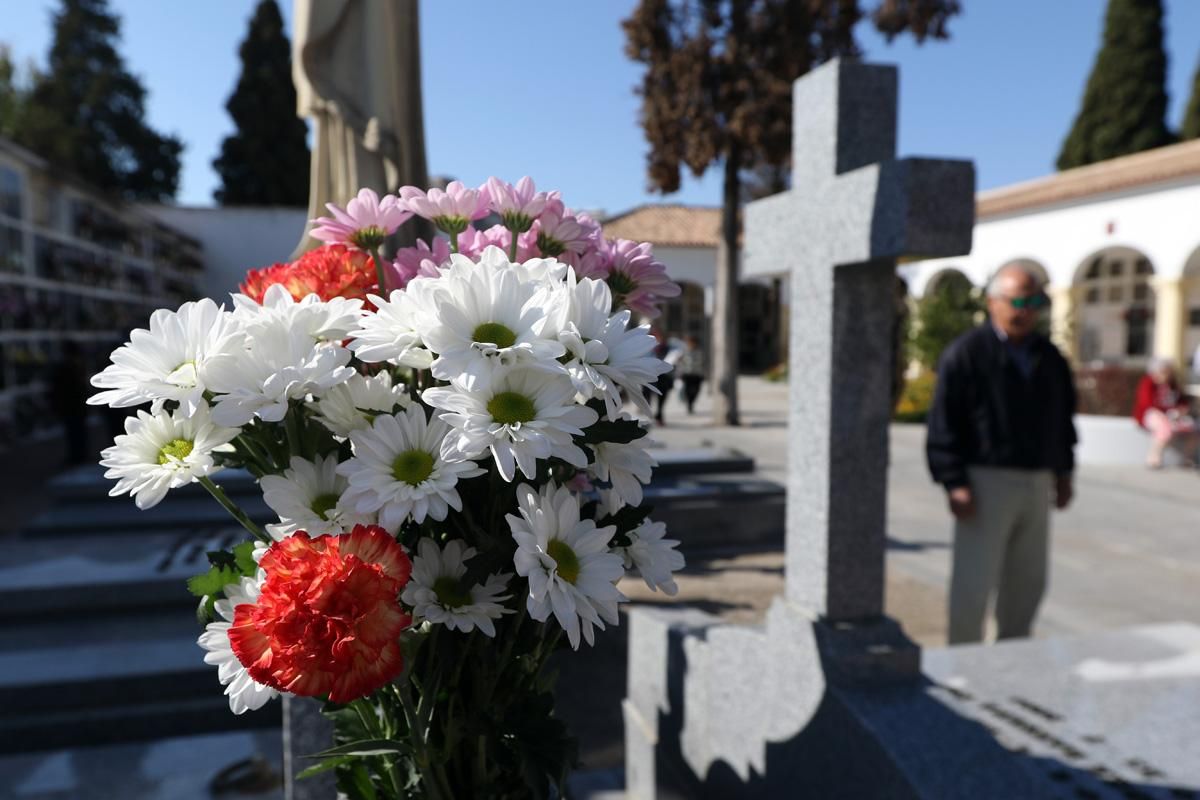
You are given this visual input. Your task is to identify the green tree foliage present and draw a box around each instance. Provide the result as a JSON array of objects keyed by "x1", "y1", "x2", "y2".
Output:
[
  {"x1": 0, "y1": 47, "x2": 24, "y2": 140},
  {"x1": 213, "y1": 0, "x2": 310, "y2": 206},
  {"x1": 1057, "y1": 0, "x2": 1173, "y2": 170},
  {"x1": 911, "y1": 271, "x2": 983, "y2": 371},
  {"x1": 1181, "y1": 56, "x2": 1200, "y2": 141},
  {"x1": 13, "y1": 0, "x2": 182, "y2": 200},
  {"x1": 623, "y1": 0, "x2": 960, "y2": 425}
]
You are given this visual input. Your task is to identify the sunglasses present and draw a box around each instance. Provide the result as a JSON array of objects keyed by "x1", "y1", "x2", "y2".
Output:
[{"x1": 1004, "y1": 293, "x2": 1050, "y2": 311}]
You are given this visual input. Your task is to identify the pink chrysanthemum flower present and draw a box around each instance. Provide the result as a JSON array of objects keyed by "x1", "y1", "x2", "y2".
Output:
[
  {"x1": 562, "y1": 248, "x2": 611, "y2": 280},
  {"x1": 485, "y1": 176, "x2": 549, "y2": 233},
  {"x1": 389, "y1": 238, "x2": 450, "y2": 288},
  {"x1": 398, "y1": 181, "x2": 489, "y2": 240},
  {"x1": 534, "y1": 207, "x2": 597, "y2": 259},
  {"x1": 604, "y1": 239, "x2": 682, "y2": 318},
  {"x1": 310, "y1": 188, "x2": 412, "y2": 250},
  {"x1": 458, "y1": 224, "x2": 537, "y2": 262}
]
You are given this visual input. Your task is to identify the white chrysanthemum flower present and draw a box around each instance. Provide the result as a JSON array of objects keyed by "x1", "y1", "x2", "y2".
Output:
[
  {"x1": 412, "y1": 247, "x2": 567, "y2": 390},
  {"x1": 545, "y1": 274, "x2": 670, "y2": 417},
  {"x1": 346, "y1": 287, "x2": 435, "y2": 369},
  {"x1": 401, "y1": 538, "x2": 513, "y2": 636},
  {"x1": 259, "y1": 454, "x2": 370, "y2": 539},
  {"x1": 203, "y1": 323, "x2": 355, "y2": 427},
  {"x1": 197, "y1": 574, "x2": 279, "y2": 714},
  {"x1": 338, "y1": 405, "x2": 485, "y2": 527},
  {"x1": 313, "y1": 371, "x2": 410, "y2": 438},
  {"x1": 99, "y1": 404, "x2": 238, "y2": 509},
  {"x1": 618, "y1": 519, "x2": 685, "y2": 596},
  {"x1": 507, "y1": 482, "x2": 625, "y2": 649},
  {"x1": 231, "y1": 283, "x2": 364, "y2": 341},
  {"x1": 424, "y1": 369, "x2": 597, "y2": 482},
  {"x1": 89, "y1": 298, "x2": 243, "y2": 415},
  {"x1": 590, "y1": 436, "x2": 656, "y2": 510}
]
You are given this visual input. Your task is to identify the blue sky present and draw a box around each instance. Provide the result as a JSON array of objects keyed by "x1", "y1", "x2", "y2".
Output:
[{"x1": 3, "y1": 1, "x2": 1200, "y2": 213}]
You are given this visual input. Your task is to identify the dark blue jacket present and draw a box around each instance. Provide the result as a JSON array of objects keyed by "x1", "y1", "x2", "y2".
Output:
[{"x1": 926, "y1": 325, "x2": 1077, "y2": 489}]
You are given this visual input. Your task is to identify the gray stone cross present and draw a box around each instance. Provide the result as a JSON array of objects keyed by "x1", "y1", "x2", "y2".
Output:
[{"x1": 744, "y1": 58, "x2": 974, "y2": 622}]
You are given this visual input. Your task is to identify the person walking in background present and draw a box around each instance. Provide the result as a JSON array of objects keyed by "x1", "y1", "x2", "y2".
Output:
[
  {"x1": 642, "y1": 327, "x2": 675, "y2": 424},
  {"x1": 677, "y1": 335, "x2": 706, "y2": 414},
  {"x1": 1133, "y1": 358, "x2": 1198, "y2": 469},
  {"x1": 926, "y1": 263, "x2": 1077, "y2": 645}
]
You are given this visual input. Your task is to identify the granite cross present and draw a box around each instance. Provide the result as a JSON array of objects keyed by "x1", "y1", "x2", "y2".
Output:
[{"x1": 744, "y1": 58, "x2": 974, "y2": 622}]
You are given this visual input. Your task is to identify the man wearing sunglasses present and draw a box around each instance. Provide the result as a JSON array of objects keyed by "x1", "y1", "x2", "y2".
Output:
[{"x1": 926, "y1": 263, "x2": 1078, "y2": 645}]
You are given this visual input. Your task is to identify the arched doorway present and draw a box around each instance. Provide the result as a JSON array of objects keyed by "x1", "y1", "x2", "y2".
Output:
[
  {"x1": 737, "y1": 281, "x2": 781, "y2": 372},
  {"x1": 660, "y1": 280, "x2": 706, "y2": 343},
  {"x1": 1072, "y1": 247, "x2": 1156, "y2": 365},
  {"x1": 924, "y1": 266, "x2": 974, "y2": 298}
]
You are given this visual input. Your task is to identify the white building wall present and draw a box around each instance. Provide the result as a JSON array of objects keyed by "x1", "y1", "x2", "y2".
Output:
[
  {"x1": 902, "y1": 178, "x2": 1200, "y2": 295},
  {"x1": 143, "y1": 205, "x2": 307, "y2": 302}
]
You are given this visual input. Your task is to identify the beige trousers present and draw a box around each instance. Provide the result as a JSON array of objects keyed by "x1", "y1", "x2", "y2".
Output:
[{"x1": 948, "y1": 466, "x2": 1053, "y2": 645}]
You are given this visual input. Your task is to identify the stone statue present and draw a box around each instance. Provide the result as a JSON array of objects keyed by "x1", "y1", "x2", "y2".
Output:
[{"x1": 292, "y1": 0, "x2": 429, "y2": 255}]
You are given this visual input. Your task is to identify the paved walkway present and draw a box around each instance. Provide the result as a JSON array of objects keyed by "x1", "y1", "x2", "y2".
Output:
[{"x1": 634, "y1": 376, "x2": 1200, "y2": 647}]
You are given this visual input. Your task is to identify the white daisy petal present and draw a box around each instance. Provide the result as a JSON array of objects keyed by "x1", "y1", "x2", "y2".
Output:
[
  {"x1": 506, "y1": 482, "x2": 625, "y2": 650},
  {"x1": 424, "y1": 368, "x2": 597, "y2": 482},
  {"x1": 400, "y1": 538, "x2": 513, "y2": 636},
  {"x1": 337, "y1": 406, "x2": 485, "y2": 527},
  {"x1": 197, "y1": 574, "x2": 279, "y2": 714},
  {"x1": 99, "y1": 404, "x2": 238, "y2": 509}
]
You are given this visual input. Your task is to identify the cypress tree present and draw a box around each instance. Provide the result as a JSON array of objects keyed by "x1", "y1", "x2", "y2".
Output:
[
  {"x1": 1180, "y1": 56, "x2": 1200, "y2": 141},
  {"x1": 0, "y1": 48, "x2": 23, "y2": 139},
  {"x1": 15, "y1": 0, "x2": 182, "y2": 200},
  {"x1": 213, "y1": 0, "x2": 310, "y2": 206},
  {"x1": 1057, "y1": 0, "x2": 1173, "y2": 170}
]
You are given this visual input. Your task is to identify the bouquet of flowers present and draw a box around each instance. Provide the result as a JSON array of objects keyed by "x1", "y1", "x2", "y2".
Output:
[{"x1": 88, "y1": 177, "x2": 685, "y2": 799}]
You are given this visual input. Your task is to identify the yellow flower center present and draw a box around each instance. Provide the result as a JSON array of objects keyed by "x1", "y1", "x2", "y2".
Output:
[
  {"x1": 157, "y1": 438, "x2": 194, "y2": 465},
  {"x1": 546, "y1": 539, "x2": 580, "y2": 585},
  {"x1": 432, "y1": 576, "x2": 473, "y2": 609},
  {"x1": 487, "y1": 392, "x2": 536, "y2": 425},
  {"x1": 392, "y1": 449, "x2": 434, "y2": 485},
  {"x1": 472, "y1": 322, "x2": 517, "y2": 349},
  {"x1": 309, "y1": 493, "x2": 341, "y2": 519}
]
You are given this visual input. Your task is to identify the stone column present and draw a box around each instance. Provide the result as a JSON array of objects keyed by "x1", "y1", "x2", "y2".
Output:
[
  {"x1": 1048, "y1": 284, "x2": 1076, "y2": 362},
  {"x1": 1152, "y1": 276, "x2": 1185, "y2": 366}
]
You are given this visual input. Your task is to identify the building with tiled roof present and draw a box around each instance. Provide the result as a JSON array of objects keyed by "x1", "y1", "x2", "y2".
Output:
[
  {"x1": 601, "y1": 204, "x2": 723, "y2": 248},
  {"x1": 601, "y1": 204, "x2": 782, "y2": 371},
  {"x1": 895, "y1": 141, "x2": 1200, "y2": 370}
]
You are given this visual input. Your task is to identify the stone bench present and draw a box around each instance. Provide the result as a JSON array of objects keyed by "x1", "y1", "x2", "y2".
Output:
[{"x1": 1076, "y1": 414, "x2": 1194, "y2": 467}]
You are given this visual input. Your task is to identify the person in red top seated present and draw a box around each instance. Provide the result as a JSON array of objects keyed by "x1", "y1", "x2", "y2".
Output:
[{"x1": 1133, "y1": 358, "x2": 1198, "y2": 469}]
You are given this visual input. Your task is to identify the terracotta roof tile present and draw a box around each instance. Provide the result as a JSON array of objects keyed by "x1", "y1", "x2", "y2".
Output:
[
  {"x1": 601, "y1": 204, "x2": 722, "y2": 248},
  {"x1": 977, "y1": 139, "x2": 1200, "y2": 219}
]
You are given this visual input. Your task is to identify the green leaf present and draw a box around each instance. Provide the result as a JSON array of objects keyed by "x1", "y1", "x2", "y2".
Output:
[
  {"x1": 195, "y1": 594, "x2": 216, "y2": 624},
  {"x1": 233, "y1": 540, "x2": 258, "y2": 575},
  {"x1": 206, "y1": 549, "x2": 237, "y2": 570},
  {"x1": 336, "y1": 761, "x2": 379, "y2": 800},
  {"x1": 186, "y1": 565, "x2": 240, "y2": 598},
  {"x1": 296, "y1": 755, "x2": 354, "y2": 780},
  {"x1": 581, "y1": 417, "x2": 647, "y2": 445},
  {"x1": 307, "y1": 738, "x2": 409, "y2": 759}
]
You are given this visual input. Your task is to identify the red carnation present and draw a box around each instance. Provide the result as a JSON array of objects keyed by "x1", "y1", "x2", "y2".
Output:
[
  {"x1": 240, "y1": 244, "x2": 377, "y2": 304},
  {"x1": 228, "y1": 525, "x2": 413, "y2": 704}
]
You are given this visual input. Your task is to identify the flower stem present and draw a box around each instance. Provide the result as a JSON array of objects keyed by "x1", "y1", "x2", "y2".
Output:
[
  {"x1": 284, "y1": 408, "x2": 303, "y2": 460},
  {"x1": 508, "y1": 231, "x2": 518, "y2": 262},
  {"x1": 198, "y1": 476, "x2": 269, "y2": 542},
  {"x1": 370, "y1": 246, "x2": 389, "y2": 296}
]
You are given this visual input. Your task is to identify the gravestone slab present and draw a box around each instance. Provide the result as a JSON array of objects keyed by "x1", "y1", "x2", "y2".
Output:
[{"x1": 923, "y1": 622, "x2": 1200, "y2": 796}]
